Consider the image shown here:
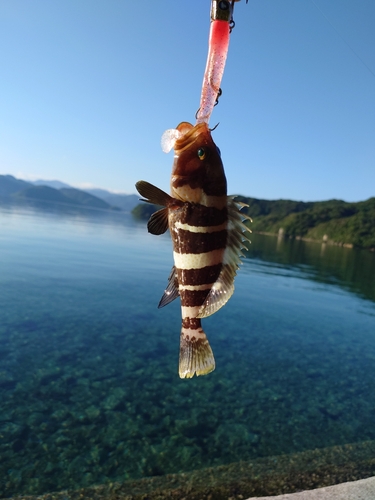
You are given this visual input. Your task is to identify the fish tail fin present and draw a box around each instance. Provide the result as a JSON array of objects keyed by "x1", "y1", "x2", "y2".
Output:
[{"x1": 179, "y1": 326, "x2": 215, "y2": 378}]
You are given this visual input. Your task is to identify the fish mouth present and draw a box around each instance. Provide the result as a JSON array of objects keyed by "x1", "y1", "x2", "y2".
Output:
[{"x1": 174, "y1": 122, "x2": 211, "y2": 153}]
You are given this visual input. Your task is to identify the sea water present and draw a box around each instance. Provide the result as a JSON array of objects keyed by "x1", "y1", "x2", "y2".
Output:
[{"x1": 0, "y1": 202, "x2": 375, "y2": 497}]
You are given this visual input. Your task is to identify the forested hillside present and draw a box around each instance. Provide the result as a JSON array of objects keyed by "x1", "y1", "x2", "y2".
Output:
[{"x1": 239, "y1": 196, "x2": 375, "y2": 249}]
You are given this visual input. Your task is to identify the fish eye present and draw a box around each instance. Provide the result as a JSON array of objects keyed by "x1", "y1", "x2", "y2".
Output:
[{"x1": 197, "y1": 148, "x2": 206, "y2": 160}]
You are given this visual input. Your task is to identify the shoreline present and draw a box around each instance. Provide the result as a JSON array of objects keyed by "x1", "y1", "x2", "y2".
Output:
[
  {"x1": 253, "y1": 231, "x2": 371, "y2": 250},
  {"x1": 6, "y1": 440, "x2": 375, "y2": 500}
]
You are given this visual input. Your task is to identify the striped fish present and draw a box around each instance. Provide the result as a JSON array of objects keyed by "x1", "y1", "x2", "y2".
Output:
[{"x1": 136, "y1": 121, "x2": 251, "y2": 378}]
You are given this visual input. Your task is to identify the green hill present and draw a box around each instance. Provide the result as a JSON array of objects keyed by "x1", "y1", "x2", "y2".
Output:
[
  {"x1": 132, "y1": 202, "x2": 163, "y2": 220},
  {"x1": 133, "y1": 196, "x2": 375, "y2": 250},
  {"x1": 241, "y1": 196, "x2": 375, "y2": 249}
]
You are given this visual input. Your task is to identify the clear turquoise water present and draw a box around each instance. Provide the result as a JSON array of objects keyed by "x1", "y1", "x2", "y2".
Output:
[{"x1": 1, "y1": 202, "x2": 375, "y2": 497}]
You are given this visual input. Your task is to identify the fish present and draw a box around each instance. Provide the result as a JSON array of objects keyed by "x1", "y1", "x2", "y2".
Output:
[{"x1": 136, "y1": 121, "x2": 251, "y2": 378}]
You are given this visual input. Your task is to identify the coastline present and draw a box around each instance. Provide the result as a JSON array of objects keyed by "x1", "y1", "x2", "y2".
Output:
[
  {"x1": 6, "y1": 440, "x2": 375, "y2": 500},
  {"x1": 255, "y1": 231, "x2": 355, "y2": 249}
]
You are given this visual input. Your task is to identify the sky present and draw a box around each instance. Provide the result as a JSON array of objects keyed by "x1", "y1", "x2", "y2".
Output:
[{"x1": 1, "y1": 0, "x2": 374, "y2": 202}]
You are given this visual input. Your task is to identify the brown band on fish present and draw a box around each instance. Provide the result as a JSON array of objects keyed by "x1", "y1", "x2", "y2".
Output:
[
  {"x1": 180, "y1": 289, "x2": 211, "y2": 307},
  {"x1": 174, "y1": 205, "x2": 227, "y2": 227},
  {"x1": 172, "y1": 229, "x2": 227, "y2": 254},
  {"x1": 177, "y1": 265, "x2": 222, "y2": 286}
]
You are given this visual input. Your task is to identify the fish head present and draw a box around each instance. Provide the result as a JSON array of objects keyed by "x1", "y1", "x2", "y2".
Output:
[{"x1": 170, "y1": 122, "x2": 227, "y2": 203}]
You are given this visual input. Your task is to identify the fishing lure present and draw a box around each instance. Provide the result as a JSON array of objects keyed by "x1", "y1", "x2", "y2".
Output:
[{"x1": 196, "y1": 0, "x2": 243, "y2": 124}]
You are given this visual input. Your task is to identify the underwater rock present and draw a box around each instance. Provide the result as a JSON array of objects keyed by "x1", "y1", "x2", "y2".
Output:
[
  {"x1": 214, "y1": 423, "x2": 259, "y2": 450},
  {"x1": 102, "y1": 387, "x2": 126, "y2": 411}
]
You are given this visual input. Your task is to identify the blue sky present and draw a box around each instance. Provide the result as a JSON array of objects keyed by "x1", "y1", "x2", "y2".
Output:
[{"x1": 1, "y1": 0, "x2": 374, "y2": 202}]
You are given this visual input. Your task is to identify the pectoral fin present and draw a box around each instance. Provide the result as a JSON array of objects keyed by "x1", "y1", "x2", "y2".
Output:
[
  {"x1": 135, "y1": 181, "x2": 173, "y2": 207},
  {"x1": 148, "y1": 208, "x2": 169, "y2": 235},
  {"x1": 136, "y1": 180, "x2": 184, "y2": 235}
]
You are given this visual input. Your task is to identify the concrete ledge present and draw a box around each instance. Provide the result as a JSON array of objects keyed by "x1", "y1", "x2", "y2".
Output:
[{"x1": 249, "y1": 476, "x2": 375, "y2": 499}]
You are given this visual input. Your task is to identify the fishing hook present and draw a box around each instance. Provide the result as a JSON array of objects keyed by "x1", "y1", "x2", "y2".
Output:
[
  {"x1": 229, "y1": 0, "x2": 249, "y2": 32},
  {"x1": 210, "y1": 122, "x2": 220, "y2": 131},
  {"x1": 195, "y1": 87, "x2": 221, "y2": 120},
  {"x1": 214, "y1": 88, "x2": 222, "y2": 106}
]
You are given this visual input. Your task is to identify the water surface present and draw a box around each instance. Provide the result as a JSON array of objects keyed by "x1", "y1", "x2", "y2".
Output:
[{"x1": 0, "y1": 203, "x2": 374, "y2": 497}]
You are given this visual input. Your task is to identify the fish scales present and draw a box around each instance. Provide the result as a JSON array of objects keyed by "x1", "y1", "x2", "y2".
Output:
[{"x1": 135, "y1": 121, "x2": 251, "y2": 378}]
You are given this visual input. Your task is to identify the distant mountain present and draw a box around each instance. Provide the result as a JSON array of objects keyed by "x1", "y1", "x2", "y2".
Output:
[
  {"x1": 13, "y1": 185, "x2": 114, "y2": 210},
  {"x1": 0, "y1": 175, "x2": 116, "y2": 211},
  {"x1": 14, "y1": 185, "x2": 79, "y2": 204},
  {"x1": 84, "y1": 189, "x2": 139, "y2": 211},
  {"x1": 59, "y1": 188, "x2": 113, "y2": 210},
  {"x1": 7, "y1": 177, "x2": 139, "y2": 211},
  {"x1": 0, "y1": 175, "x2": 140, "y2": 212},
  {"x1": 31, "y1": 179, "x2": 71, "y2": 189},
  {"x1": 0, "y1": 175, "x2": 32, "y2": 196}
]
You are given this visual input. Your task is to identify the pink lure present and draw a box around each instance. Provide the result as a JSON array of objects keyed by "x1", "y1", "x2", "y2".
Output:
[
  {"x1": 196, "y1": 18, "x2": 230, "y2": 124},
  {"x1": 196, "y1": 0, "x2": 244, "y2": 124}
]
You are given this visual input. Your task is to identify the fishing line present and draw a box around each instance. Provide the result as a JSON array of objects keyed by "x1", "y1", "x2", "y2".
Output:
[{"x1": 310, "y1": 0, "x2": 375, "y2": 79}]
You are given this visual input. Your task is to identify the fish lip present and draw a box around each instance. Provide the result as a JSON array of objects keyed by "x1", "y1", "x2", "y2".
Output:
[{"x1": 174, "y1": 122, "x2": 211, "y2": 153}]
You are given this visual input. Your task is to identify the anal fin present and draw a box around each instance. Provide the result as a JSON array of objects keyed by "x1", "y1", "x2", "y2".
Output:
[
  {"x1": 158, "y1": 266, "x2": 179, "y2": 307},
  {"x1": 197, "y1": 265, "x2": 235, "y2": 318}
]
